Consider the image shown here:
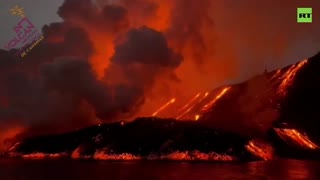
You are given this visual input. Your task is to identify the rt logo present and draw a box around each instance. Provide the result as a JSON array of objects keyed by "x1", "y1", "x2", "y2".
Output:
[{"x1": 297, "y1": 8, "x2": 312, "y2": 23}]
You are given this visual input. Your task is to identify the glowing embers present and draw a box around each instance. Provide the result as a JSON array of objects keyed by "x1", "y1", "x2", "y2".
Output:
[
  {"x1": 90, "y1": 150, "x2": 236, "y2": 161},
  {"x1": 245, "y1": 140, "x2": 273, "y2": 161},
  {"x1": 277, "y1": 59, "x2": 308, "y2": 96},
  {"x1": 22, "y1": 153, "x2": 66, "y2": 159},
  {"x1": 8, "y1": 151, "x2": 235, "y2": 161},
  {"x1": 4, "y1": 152, "x2": 68, "y2": 159},
  {"x1": 152, "y1": 98, "x2": 176, "y2": 117},
  {"x1": 194, "y1": 114, "x2": 200, "y2": 121},
  {"x1": 157, "y1": 151, "x2": 236, "y2": 161},
  {"x1": 94, "y1": 150, "x2": 142, "y2": 160},
  {"x1": 274, "y1": 128, "x2": 319, "y2": 150}
]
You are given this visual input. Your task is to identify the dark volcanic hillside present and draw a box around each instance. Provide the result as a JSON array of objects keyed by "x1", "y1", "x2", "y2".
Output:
[
  {"x1": 143, "y1": 52, "x2": 319, "y2": 139},
  {"x1": 3, "y1": 52, "x2": 320, "y2": 162},
  {"x1": 200, "y1": 52, "x2": 320, "y2": 138},
  {"x1": 278, "y1": 53, "x2": 320, "y2": 136}
]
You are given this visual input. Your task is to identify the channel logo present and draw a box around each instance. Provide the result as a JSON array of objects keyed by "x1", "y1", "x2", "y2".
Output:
[{"x1": 297, "y1": 8, "x2": 312, "y2": 23}]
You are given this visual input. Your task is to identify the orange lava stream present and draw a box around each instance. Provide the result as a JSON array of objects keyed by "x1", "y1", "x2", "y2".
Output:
[
  {"x1": 277, "y1": 60, "x2": 307, "y2": 96},
  {"x1": 194, "y1": 114, "x2": 200, "y2": 121},
  {"x1": 269, "y1": 69, "x2": 282, "y2": 82},
  {"x1": 201, "y1": 87, "x2": 231, "y2": 112},
  {"x1": 177, "y1": 93, "x2": 201, "y2": 114},
  {"x1": 196, "y1": 91, "x2": 210, "y2": 105},
  {"x1": 187, "y1": 92, "x2": 211, "y2": 120},
  {"x1": 176, "y1": 106, "x2": 194, "y2": 120},
  {"x1": 176, "y1": 92, "x2": 208, "y2": 120},
  {"x1": 152, "y1": 98, "x2": 176, "y2": 117},
  {"x1": 245, "y1": 140, "x2": 273, "y2": 161},
  {"x1": 150, "y1": 87, "x2": 230, "y2": 120},
  {"x1": 176, "y1": 93, "x2": 203, "y2": 119},
  {"x1": 274, "y1": 128, "x2": 319, "y2": 150}
]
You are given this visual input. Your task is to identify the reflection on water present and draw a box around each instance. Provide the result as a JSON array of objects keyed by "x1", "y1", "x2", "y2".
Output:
[
  {"x1": 0, "y1": 159, "x2": 319, "y2": 180},
  {"x1": 245, "y1": 160, "x2": 314, "y2": 179}
]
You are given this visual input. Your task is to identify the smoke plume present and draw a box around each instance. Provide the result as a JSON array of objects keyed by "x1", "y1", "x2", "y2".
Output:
[{"x1": 0, "y1": 0, "x2": 183, "y2": 139}]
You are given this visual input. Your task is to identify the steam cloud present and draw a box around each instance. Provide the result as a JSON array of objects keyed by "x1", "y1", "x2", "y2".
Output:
[{"x1": 0, "y1": 0, "x2": 184, "y2": 138}]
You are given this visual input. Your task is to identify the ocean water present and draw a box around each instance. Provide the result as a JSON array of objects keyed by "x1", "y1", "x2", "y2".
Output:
[{"x1": 0, "y1": 159, "x2": 319, "y2": 180}]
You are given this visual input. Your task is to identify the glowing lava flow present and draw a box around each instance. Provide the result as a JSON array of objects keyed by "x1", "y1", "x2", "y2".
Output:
[
  {"x1": 185, "y1": 92, "x2": 210, "y2": 120},
  {"x1": 151, "y1": 87, "x2": 230, "y2": 120},
  {"x1": 269, "y1": 69, "x2": 282, "y2": 82},
  {"x1": 176, "y1": 92, "x2": 209, "y2": 120},
  {"x1": 277, "y1": 60, "x2": 308, "y2": 96},
  {"x1": 176, "y1": 93, "x2": 201, "y2": 114},
  {"x1": 194, "y1": 114, "x2": 200, "y2": 121},
  {"x1": 245, "y1": 140, "x2": 273, "y2": 161},
  {"x1": 197, "y1": 92, "x2": 210, "y2": 105},
  {"x1": 201, "y1": 87, "x2": 231, "y2": 112},
  {"x1": 176, "y1": 106, "x2": 193, "y2": 120},
  {"x1": 274, "y1": 128, "x2": 319, "y2": 150},
  {"x1": 152, "y1": 98, "x2": 176, "y2": 117}
]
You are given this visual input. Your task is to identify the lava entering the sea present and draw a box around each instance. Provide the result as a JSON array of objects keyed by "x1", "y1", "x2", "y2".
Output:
[
  {"x1": 245, "y1": 140, "x2": 273, "y2": 161},
  {"x1": 274, "y1": 128, "x2": 319, "y2": 150}
]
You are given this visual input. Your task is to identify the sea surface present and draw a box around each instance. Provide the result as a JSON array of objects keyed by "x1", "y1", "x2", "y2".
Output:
[{"x1": 0, "y1": 159, "x2": 320, "y2": 180}]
